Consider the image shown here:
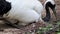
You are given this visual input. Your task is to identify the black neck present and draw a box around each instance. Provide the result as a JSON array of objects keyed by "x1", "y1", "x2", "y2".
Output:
[
  {"x1": 45, "y1": 3, "x2": 51, "y2": 19},
  {"x1": 43, "y1": 2, "x2": 55, "y2": 21}
]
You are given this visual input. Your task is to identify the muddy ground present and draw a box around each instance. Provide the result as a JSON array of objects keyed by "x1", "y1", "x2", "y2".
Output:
[{"x1": 0, "y1": 0, "x2": 60, "y2": 34}]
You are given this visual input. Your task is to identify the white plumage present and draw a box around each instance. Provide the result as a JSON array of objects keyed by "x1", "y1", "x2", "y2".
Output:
[{"x1": 5, "y1": 0, "x2": 43, "y2": 25}]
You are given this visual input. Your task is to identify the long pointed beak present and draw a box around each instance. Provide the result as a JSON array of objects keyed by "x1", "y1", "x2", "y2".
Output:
[
  {"x1": 52, "y1": 8, "x2": 56, "y2": 17},
  {"x1": 52, "y1": 8, "x2": 57, "y2": 22}
]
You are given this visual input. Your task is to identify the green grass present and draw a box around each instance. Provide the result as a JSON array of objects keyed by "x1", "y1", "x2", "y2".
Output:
[{"x1": 37, "y1": 21, "x2": 60, "y2": 34}]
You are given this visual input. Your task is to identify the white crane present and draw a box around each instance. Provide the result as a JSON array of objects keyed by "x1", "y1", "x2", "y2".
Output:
[
  {"x1": 0, "y1": 0, "x2": 56, "y2": 28},
  {"x1": 0, "y1": 0, "x2": 43, "y2": 28}
]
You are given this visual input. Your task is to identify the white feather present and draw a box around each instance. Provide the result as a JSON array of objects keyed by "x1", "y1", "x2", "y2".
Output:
[{"x1": 5, "y1": 0, "x2": 43, "y2": 24}]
